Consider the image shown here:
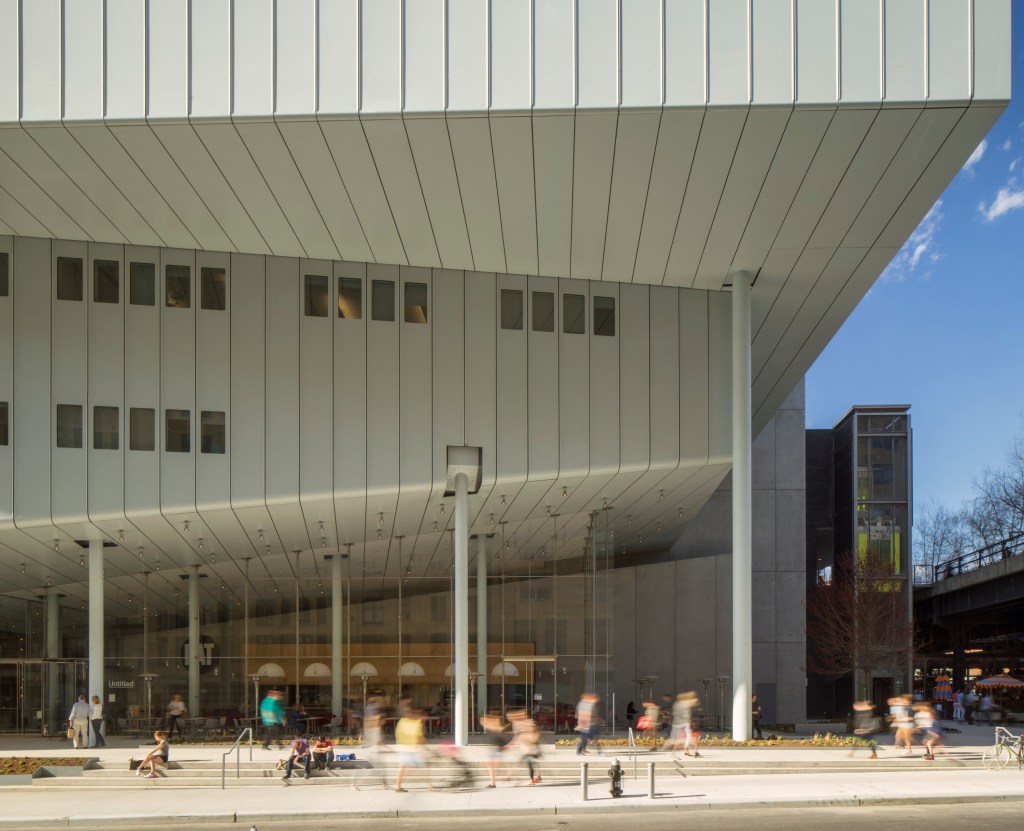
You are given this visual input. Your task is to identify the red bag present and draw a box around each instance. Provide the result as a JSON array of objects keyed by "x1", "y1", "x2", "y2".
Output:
[{"x1": 636, "y1": 716, "x2": 652, "y2": 730}]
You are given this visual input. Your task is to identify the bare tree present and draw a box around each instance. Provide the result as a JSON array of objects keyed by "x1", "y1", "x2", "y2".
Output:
[
  {"x1": 807, "y1": 550, "x2": 918, "y2": 698},
  {"x1": 913, "y1": 500, "x2": 971, "y2": 568}
]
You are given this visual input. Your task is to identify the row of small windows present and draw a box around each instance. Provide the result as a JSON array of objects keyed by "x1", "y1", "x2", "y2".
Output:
[
  {"x1": 0, "y1": 253, "x2": 8, "y2": 297},
  {"x1": 303, "y1": 275, "x2": 428, "y2": 324},
  {"x1": 501, "y1": 290, "x2": 615, "y2": 336},
  {"x1": 52, "y1": 405, "x2": 225, "y2": 454},
  {"x1": 54, "y1": 258, "x2": 227, "y2": 310}
]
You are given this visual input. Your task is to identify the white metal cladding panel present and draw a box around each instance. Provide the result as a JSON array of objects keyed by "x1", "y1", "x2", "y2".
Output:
[
  {"x1": 195, "y1": 250, "x2": 231, "y2": 510},
  {"x1": 365, "y1": 263, "x2": 401, "y2": 494},
  {"x1": 430, "y1": 269, "x2": 465, "y2": 482},
  {"x1": 974, "y1": 0, "x2": 1012, "y2": 101},
  {"x1": 590, "y1": 283, "x2": 619, "y2": 476},
  {"x1": 533, "y1": 0, "x2": 574, "y2": 109},
  {"x1": 147, "y1": 0, "x2": 188, "y2": 120},
  {"x1": 490, "y1": 0, "x2": 531, "y2": 111},
  {"x1": 618, "y1": 284, "x2": 650, "y2": 469},
  {"x1": 491, "y1": 116, "x2": 538, "y2": 276},
  {"x1": 464, "y1": 274, "x2": 497, "y2": 487},
  {"x1": 707, "y1": 0, "x2": 748, "y2": 105},
  {"x1": 233, "y1": 0, "x2": 274, "y2": 117},
  {"x1": 0, "y1": 132, "x2": 83, "y2": 241},
  {"x1": 105, "y1": 0, "x2": 145, "y2": 120},
  {"x1": 123, "y1": 245, "x2": 161, "y2": 516},
  {"x1": 928, "y1": 0, "x2": 970, "y2": 102},
  {"x1": 20, "y1": 0, "x2": 60, "y2": 122},
  {"x1": 12, "y1": 238, "x2": 51, "y2": 524},
  {"x1": 447, "y1": 0, "x2": 488, "y2": 111},
  {"x1": 840, "y1": 0, "x2": 882, "y2": 103},
  {"x1": 648, "y1": 285, "x2": 679, "y2": 466},
  {"x1": 229, "y1": 253, "x2": 266, "y2": 508},
  {"x1": 448, "y1": 117, "x2": 505, "y2": 272},
  {"x1": 0, "y1": 237, "x2": 12, "y2": 524},
  {"x1": 318, "y1": 0, "x2": 359, "y2": 114},
  {"x1": 404, "y1": 118, "x2": 474, "y2": 269},
  {"x1": 0, "y1": 0, "x2": 18, "y2": 121},
  {"x1": 496, "y1": 274, "x2": 528, "y2": 483},
  {"x1": 403, "y1": 0, "x2": 445, "y2": 112},
  {"x1": 678, "y1": 289, "x2": 708, "y2": 467},
  {"x1": 558, "y1": 279, "x2": 590, "y2": 478},
  {"x1": 570, "y1": 112, "x2": 617, "y2": 280},
  {"x1": 299, "y1": 258, "x2": 335, "y2": 502},
  {"x1": 265, "y1": 256, "x2": 300, "y2": 503},
  {"x1": 602, "y1": 111, "x2": 660, "y2": 281},
  {"x1": 621, "y1": 0, "x2": 662, "y2": 108},
  {"x1": 751, "y1": 0, "x2": 792, "y2": 105},
  {"x1": 333, "y1": 261, "x2": 367, "y2": 542},
  {"x1": 159, "y1": 248, "x2": 196, "y2": 514},
  {"x1": 664, "y1": 0, "x2": 706, "y2": 106},
  {"x1": 399, "y1": 267, "x2": 433, "y2": 488},
  {"x1": 362, "y1": 119, "x2": 441, "y2": 268},
  {"x1": 50, "y1": 240, "x2": 89, "y2": 523},
  {"x1": 527, "y1": 275, "x2": 559, "y2": 481},
  {"x1": 360, "y1": 0, "x2": 401, "y2": 113},
  {"x1": 62, "y1": 0, "x2": 102, "y2": 121},
  {"x1": 884, "y1": 0, "x2": 926, "y2": 104},
  {"x1": 532, "y1": 115, "x2": 574, "y2": 278},
  {"x1": 87, "y1": 242, "x2": 125, "y2": 522},
  {"x1": 276, "y1": 0, "x2": 317, "y2": 115},
  {"x1": 189, "y1": 0, "x2": 230, "y2": 118},
  {"x1": 577, "y1": 0, "x2": 619, "y2": 108},
  {"x1": 794, "y1": 0, "x2": 836, "y2": 104}
]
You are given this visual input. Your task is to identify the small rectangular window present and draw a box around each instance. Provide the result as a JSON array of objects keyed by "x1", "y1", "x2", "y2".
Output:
[
  {"x1": 200, "y1": 410, "x2": 226, "y2": 454},
  {"x1": 165, "y1": 265, "x2": 191, "y2": 308},
  {"x1": 0, "y1": 401, "x2": 7, "y2": 446},
  {"x1": 371, "y1": 279, "x2": 395, "y2": 321},
  {"x1": 563, "y1": 293, "x2": 585, "y2": 334},
  {"x1": 338, "y1": 277, "x2": 362, "y2": 319},
  {"x1": 404, "y1": 282, "x2": 428, "y2": 324},
  {"x1": 501, "y1": 289, "x2": 523, "y2": 330},
  {"x1": 304, "y1": 274, "x2": 329, "y2": 317},
  {"x1": 594, "y1": 296, "x2": 615, "y2": 336},
  {"x1": 93, "y1": 260, "x2": 119, "y2": 304},
  {"x1": 0, "y1": 252, "x2": 8, "y2": 297},
  {"x1": 129, "y1": 407, "x2": 155, "y2": 451},
  {"x1": 93, "y1": 405, "x2": 119, "y2": 450},
  {"x1": 200, "y1": 267, "x2": 227, "y2": 311},
  {"x1": 532, "y1": 291, "x2": 554, "y2": 332},
  {"x1": 130, "y1": 263, "x2": 156, "y2": 306},
  {"x1": 56, "y1": 404, "x2": 83, "y2": 448},
  {"x1": 56, "y1": 257, "x2": 84, "y2": 301},
  {"x1": 165, "y1": 409, "x2": 191, "y2": 453}
]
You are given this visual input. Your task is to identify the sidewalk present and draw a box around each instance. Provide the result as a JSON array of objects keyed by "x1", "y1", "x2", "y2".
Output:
[{"x1": 0, "y1": 724, "x2": 1021, "y2": 827}]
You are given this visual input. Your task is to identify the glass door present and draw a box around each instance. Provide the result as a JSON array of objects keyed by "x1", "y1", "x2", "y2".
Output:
[
  {"x1": 498, "y1": 655, "x2": 558, "y2": 732},
  {"x1": 0, "y1": 659, "x2": 83, "y2": 734}
]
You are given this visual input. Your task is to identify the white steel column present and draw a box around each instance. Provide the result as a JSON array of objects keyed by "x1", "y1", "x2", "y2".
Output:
[
  {"x1": 88, "y1": 541, "x2": 104, "y2": 744},
  {"x1": 46, "y1": 588, "x2": 60, "y2": 735},
  {"x1": 188, "y1": 565, "x2": 201, "y2": 718},
  {"x1": 731, "y1": 270, "x2": 753, "y2": 741},
  {"x1": 476, "y1": 533, "x2": 487, "y2": 726},
  {"x1": 454, "y1": 471, "x2": 470, "y2": 746},
  {"x1": 331, "y1": 553, "x2": 344, "y2": 718}
]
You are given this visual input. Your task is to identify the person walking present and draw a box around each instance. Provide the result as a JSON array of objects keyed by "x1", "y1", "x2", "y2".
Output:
[
  {"x1": 165, "y1": 693, "x2": 186, "y2": 741},
  {"x1": 751, "y1": 694, "x2": 764, "y2": 740},
  {"x1": 89, "y1": 695, "x2": 106, "y2": 747},
  {"x1": 281, "y1": 735, "x2": 312, "y2": 783},
  {"x1": 68, "y1": 694, "x2": 90, "y2": 749},
  {"x1": 393, "y1": 708, "x2": 425, "y2": 793},
  {"x1": 625, "y1": 701, "x2": 637, "y2": 732},
  {"x1": 888, "y1": 695, "x2": 915, "y2": 756},
  {"x1": 509, "y1": 709, "x2": 543, "y2": 784},
  {"x1": 481, "y1": 712, "x2": 511, "y2": 787},
  {"x1": 260, "y1": 689, "x2": 286, "y2": 750},
  {"x1": 575, "y1": 692, "x2": 598, "y2": 756}
]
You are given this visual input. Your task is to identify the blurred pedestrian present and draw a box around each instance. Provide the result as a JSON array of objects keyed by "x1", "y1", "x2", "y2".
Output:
[
  {"x1": 888, "y1": 695, "x2": 915, "y2": 756},
  {"x1": 260, "y1": 689, "x2": 286, "y2": 750},
  {"x1": 481, "y1": 712, "x2": 510, "y2": 787},
  {"x1": 165, "y1": 693, "x2": 186, "y2": 741},
  {"x1": 509, "y1": 709, "x2": 543, "y2": 784},
  {"x1": 914, "y1": 702, "x2": 945, "y2": 760},
  {"x1": 626, "y1": 701, "x2": 637, "y2": 732},
  {"x1": 642, "y1": 698, "x2": 660, "y2": 748},
  {"x1": 393, "y1": 708, "x2": 425, "y2": 792},
  {"x1": 852, "y1": 699, "x2": 882, "y2": 758},
  {"x1": 575, "y1": 693, "x2": 598, "y2": 755}
]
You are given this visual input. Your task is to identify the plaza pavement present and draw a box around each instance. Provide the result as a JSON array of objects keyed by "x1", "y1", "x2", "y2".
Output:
[{"x1": 0, "y1": 722, "x2": 1022, "y2": 827}]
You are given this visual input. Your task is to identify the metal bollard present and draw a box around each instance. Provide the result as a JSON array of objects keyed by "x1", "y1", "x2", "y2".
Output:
[
  {"x1": 581, "y1": 762, "x2": 589, "y2": 801},
  {"x1": 647, "y1": 761, "x2": 655, "y2": 799}
]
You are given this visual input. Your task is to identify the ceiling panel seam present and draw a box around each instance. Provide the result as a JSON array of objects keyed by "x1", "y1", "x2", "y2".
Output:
[
  {"x1": 625, "y1": 110, "x2": 663, "y2": 284},
  {"x1": 358, "y1": 116, "x2": 410, "y2": 266}
]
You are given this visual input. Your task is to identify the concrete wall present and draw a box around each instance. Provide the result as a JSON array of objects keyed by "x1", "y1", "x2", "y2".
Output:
[{"x1": 612, "y1": 381, "x2": 806, "y2": 725}]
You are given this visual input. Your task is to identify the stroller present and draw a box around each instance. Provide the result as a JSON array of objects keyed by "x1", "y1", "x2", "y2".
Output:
[{"x1": 426, "y1": 742, "x2": 476, "y2": 789}]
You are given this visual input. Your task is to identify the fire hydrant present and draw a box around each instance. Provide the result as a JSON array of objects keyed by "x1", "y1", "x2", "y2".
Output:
[{"x1": 608, "y1": 758, "x2": 623, "y2": 798}]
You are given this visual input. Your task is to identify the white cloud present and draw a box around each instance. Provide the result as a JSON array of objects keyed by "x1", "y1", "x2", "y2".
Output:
[
  {"x1": 979, "y1": 179, "x2": 1024, "y2": 221},
  {"x1": 1001, "y1": 138, "x2": 1013, "y2": 152},
  {"x1": 963, "y1": 139, "x2": 988, "y2": 171},
  {"x1": 1011, "y1": 158, "x2": 1021, "y2": 173},
  {"x1": 882, "y1": 200, "x2": 943, "y2": 282}
]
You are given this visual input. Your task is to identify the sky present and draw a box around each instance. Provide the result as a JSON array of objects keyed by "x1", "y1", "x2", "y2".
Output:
[{"x1": 805, "y1": 15, "x2": 1024, "y2": 517}]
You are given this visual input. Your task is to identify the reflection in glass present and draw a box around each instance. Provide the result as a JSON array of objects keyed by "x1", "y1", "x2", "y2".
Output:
[
  {"x1": 304, "y1": 275, "x2": 329, "y2": 317},
  {"x1": 57, "y1": 257, "x2": 84, "y2": 301},
  {"x1": 130, "y1": 263, "x2": 156, "y2": 306},
  {"x1": 532, "y1": 291, "x2": 554, "y2": 332},
  {"x1": 94, "y1": 260, "x2": 119, "y2": 304},
  {"x1": 501, "y1": 289, "x2": 523, "y2": 330},
  {"x1": 165, "y1": 409, "x2": 190, "y2": 453},
  {"x1": 338, "y1": 277, "x2": 362, "y2": 319},
  {"x1": 563, "y1": 294, "x2": 585, "y2": 334},
  {"x1": 201, "y1": 267, "x2": 227, "y2": 311},
  {"x1": 93, "y1": 405, "x2": 119, "y2": 450},
  {"x1": 56, "y1": 404, "x2": 83, "y2": 448},
  {"x1": 165, "y1": 265, "x2": 191, "y2": 308},
  {"x1": 404, "y1": 282, "x2": 428, "y2": 324},
  {"x1": 371, "y1": 280, "x2": 395, "y2": 322}
]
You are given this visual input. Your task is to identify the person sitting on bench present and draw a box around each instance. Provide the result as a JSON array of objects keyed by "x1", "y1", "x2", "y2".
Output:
[
  {"x1": 282, "y1": 735, "x2": 312, "y2": 783},
  {"x1": 311, "y1": 736, "x2": 334, "y2": 770},
  {"x1": 136, "y1": 731, "x2": 170, "y2": 779}
]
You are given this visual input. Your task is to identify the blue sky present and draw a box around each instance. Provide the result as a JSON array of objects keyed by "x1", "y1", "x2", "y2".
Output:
[{"x1": 805, "y1": 16, "x2": 1023, "y2": 515}]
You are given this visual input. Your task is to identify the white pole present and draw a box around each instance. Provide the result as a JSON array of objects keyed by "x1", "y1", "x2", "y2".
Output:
[
  {"x1": 88, "y1": 541, "x2": 104, "y2": 745},
  {"x1": 188, "y1": 565, "x2": 201, "y2": 720},
  {"x1": 476, "y1": 533, "x2": 487, "y2": 728},
  {"x1": 454, "y1": 471, "x2": 470, "y2": 746},
  {"x1": 731, "y1": 269, "x2": 753, "y2": 741},
  {"x1": 332, "y1": 553, "x2": 344, "y2": 719}
]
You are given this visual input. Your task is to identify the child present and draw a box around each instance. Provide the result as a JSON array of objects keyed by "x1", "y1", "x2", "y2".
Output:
[{"x1": 136, "y1": 730, "x2": 170, "y2": 779}]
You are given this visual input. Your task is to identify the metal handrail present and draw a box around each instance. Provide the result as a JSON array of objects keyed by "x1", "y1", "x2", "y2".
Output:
[
  {"x1": 220, "y1": 727, "x2": 254, "y2": 789},
  {"x1": 932, "y1": 532, "x2": 1024, "y2": 583},
  {"x1": 627, "y1": 727, "x2": 637, "y2": 779}
]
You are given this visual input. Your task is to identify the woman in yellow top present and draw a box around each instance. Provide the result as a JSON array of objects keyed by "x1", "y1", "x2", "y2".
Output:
[{"x1": 393, "y1": 710, "x2": 424, "y2": 792}]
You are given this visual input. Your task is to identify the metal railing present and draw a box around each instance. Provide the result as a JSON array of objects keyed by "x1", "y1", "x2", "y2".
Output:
[
  {"x1": 627, "y1": 727, "x2": 638, "y2": 779},
  {"x1": 927, "y1": 532, "x2": 1024, "y2": 584},
  {"x1": 220, "y1": 727, "x2": 254, "y2": 789}
]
